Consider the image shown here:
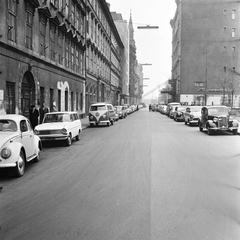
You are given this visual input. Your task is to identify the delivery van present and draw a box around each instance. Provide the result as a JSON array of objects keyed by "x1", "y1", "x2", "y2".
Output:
[{"x1": 89, "y1": 102, "x2": 115, "y2": 127}]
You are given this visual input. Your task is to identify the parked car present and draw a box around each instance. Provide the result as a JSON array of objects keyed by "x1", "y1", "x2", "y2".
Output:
[
  {"x1": 89, "y1": 102, "x2": 115, "y2": 127},
  {"x1": 183, "y1": 106, "x2": 202, "y2": 125},
  {"x1": 166, "y1": 102, "x2": 181, "y2": 117},
  {"x1": 34, "y1": 111, "x2": 82, "y2": 146},
  {"x1": 0, "y1": 114, "x2": 42, "y2": 177},
  {"x1": 198, "y1": 106, "x2": 239, "y2": 135},
  {"x1": 114, "y1": 106, "x2": 127, "y2": 119},
  {"x1": 173, "y1": 106, "x2": 189, "y2": 121}
]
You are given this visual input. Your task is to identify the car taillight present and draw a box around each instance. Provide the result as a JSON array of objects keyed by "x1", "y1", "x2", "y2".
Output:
[
  {"x1": 61, "y1": 128, "x2": 67, "y2": 135},
  {"x1": 1, "y1": 148, "x2": 12, "y2": 159}
]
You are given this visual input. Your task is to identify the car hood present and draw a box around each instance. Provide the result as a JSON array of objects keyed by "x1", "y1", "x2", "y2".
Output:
[
  {"x1": 35, "y1": 122, "x2": 68, "y2": 130},
  {"x1": 0, "y1": 132, "x2": 19, "y2": 147},
  {"x1": 191, "y1": 112, "x2": 201, "y2": 117}
]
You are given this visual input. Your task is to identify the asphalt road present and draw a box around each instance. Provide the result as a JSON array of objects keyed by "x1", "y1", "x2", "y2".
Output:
[{"x1": 1, "y1": 108, "x2": 240, "y2": 240}]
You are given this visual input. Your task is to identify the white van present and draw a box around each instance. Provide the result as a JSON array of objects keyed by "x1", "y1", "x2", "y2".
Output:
[{"x1": 89, "y1": 102, "x2": 115, "y2": 127}]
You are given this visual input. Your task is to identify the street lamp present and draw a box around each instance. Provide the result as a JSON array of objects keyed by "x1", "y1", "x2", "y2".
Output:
[{"x1": 137, "y1": 25, "x2": 159, "y2": 29}]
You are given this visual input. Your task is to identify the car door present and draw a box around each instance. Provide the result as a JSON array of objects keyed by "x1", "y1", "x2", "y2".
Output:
[{"x1": 20, "y1": 119, "x2": 34, "y2": 159}]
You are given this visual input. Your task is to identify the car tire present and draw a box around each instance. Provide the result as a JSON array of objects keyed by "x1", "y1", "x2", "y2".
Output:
[
  {"x1": 207, "y1": 127, "x2": 212, "y2": 135},
  {"x1": 76, "y1": 131, "x2": 81, "y2": 141},
  {"x1": 14, "y1": 151, "x2": 26, "y2": 177},
  {"x1": 66, "y1": 134, "x2": 72, "y2": 146},
  {"x1": 233, "y1": 129, "x2": 238, "y2": 135},
  {"x1": 184, "y1": 121, "x2": 187, "y2": 125},
  {"x1": 34, "y1": 147, "x2": 41, "y2": 162}
]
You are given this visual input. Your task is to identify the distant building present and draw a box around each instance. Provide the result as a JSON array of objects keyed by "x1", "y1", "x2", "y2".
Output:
[
  {"x1": 170, "y1": 0, "x2": 240, "y2": 107},
  {"x1": 111, "y1": 12, "x2": 130, "y2": 105}
]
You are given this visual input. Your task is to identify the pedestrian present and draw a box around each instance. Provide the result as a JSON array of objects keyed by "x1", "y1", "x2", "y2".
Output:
[
  {"x1": 149, "y1": 104, "x2": 152, "y2": 111},
  {"x1": 29, "y1": 104, "x2": 39, "y2": 129},
  {"x1": 39, "y1": 102, "x2": 49, "y2": 124}
]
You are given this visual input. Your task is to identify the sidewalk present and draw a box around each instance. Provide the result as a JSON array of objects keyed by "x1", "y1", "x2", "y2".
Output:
[{"x1": 81, "y1": 116, "x2": 89, "y2": 129}]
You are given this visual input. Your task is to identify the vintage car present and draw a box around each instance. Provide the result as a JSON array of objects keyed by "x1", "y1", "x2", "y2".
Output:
[
  {"x1": 166, "y1": 102, "x2": 181, "y2": 117},
  {"x1": 114, "y1": 106, "x2": 127, "y2": 119},
  {"x1": 172, "y1": 106, "x2": 189, "y2": 121},
  {"x1": 0, "y1": 114, "x2": 42, "y2": 177},
  {"x1": 198, "y1": 106, "x2": 239, "y2": 135},
  {"x1": 89, "y1": 102, "x2": 115, "y2": 126},
  {"x1": 34, "y1": 111, "x2": 82, "y2": 146},
  {"x1": 183, "y1": 106, "x2": 202, "y2": 125}
]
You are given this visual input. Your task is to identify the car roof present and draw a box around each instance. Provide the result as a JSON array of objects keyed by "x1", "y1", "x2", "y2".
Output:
[
  {"x1": 0, "y1": 114, "x2": 27, "y2": 121},
  {"x1": 45, "y1": 111, "x2": 78, "y2": 115},
  {"x1": 204, "y1": 105, "x2": 228, "y2": 109},
  {"x1": 90, "y1": 102, "x2": 112, "y2": 106}
]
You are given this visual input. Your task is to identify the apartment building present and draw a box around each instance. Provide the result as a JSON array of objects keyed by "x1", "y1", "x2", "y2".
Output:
[
  {"x1": 0, "y1": 0, "x2": 87, "y2": 117},
  {"x1": 170, "y1": 0, "x2": 240, "y2": 107}
]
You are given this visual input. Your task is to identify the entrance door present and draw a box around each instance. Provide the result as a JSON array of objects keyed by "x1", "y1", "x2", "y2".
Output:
[{"x1": 21, "y1": 71, "x2": 35, "y2": 118}]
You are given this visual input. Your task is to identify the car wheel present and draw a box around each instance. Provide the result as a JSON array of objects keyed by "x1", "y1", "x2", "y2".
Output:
[
  {"x1": 207, "y1": 127, "x2": 212, "y2": 135},
  {"x1": 76, "y1": 131, "x2": 81, "y2": 141},
  {"x1": 199, "y1": 122, "x2": 203, "y2": 132},
  {"x1": 34, "y1": 147, "x2": 41, "y2": 162},
  {"x1": 184, "y1": 121, "x2": 187, "y2": 125},
  {"x1": 66, "y1": 134, "x2": 72, "y2": 146},
  {"x1": 14, "y1": 151, "x2": 26, "y2": 177},
  {"x1": 233, "y1": 129, "x2": 238, "y2": 135}
]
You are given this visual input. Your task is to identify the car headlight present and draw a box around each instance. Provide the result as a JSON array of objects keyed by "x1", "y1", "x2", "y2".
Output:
[
  {"x1": 1, "y1": 147, "x2": 12, "y2": 159},
  {"x1": 61, "y1": 128, "x2": 67, "y2": 135},
  {"x1": 229, "y1": 116, "x2": 233, "y2": 121},
  {"x1": 34, "y1": 129, "x2": 39, "y2": 135},
  {"x1": 213, "y1": 117, "x2": 218, "y2": 122},
  {"x1": 102, "y1": 114, "x2": 106, "y2": 118}
]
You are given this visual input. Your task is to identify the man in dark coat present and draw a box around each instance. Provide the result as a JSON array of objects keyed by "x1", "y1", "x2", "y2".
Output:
[
  {"x1": 39, "y1": 103, "x2": 49, "y2": 124},
  {"x1": 29, "y1": 105, "x2": 39, "y2": 129}
]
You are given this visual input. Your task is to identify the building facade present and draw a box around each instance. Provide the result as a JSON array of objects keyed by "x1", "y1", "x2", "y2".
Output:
[
  {"x1": 0, "y1": 0, "x2": 87, "y2": 117},
  {"x1": 85, "y1": 1, "x2": 124, "y2": 114},
  {"x1": 170, "y1": 0, "x2": 240, "y2": 107},
  {"x1": 111, "y1": 12, "x2": 130, "y2": 105}
]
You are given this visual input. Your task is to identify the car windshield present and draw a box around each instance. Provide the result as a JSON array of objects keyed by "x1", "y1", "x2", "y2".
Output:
[
  {"x1": 190, "y1": 107, "x2": 202, "y2": 112},
  {"x1": 90, "y1": 105, "x2": 106, "y2": 111},
  {"x1": 0, "y1": 119, "x2": 17, "y2": 132},
  {"x1": 208, "y1": 107, "x2": 229, "y2": 115},
  {"x1": 43, "y1": 113, "x2": 70, "y2": 123}
]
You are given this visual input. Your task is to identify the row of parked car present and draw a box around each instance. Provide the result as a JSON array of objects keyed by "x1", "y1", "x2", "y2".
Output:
[
  {"x1": 154, "y1": 102, "x2": 239, "y2": 136},
  {"x1": 0, "y1": 102, "x2": 142, "y2": 177}
]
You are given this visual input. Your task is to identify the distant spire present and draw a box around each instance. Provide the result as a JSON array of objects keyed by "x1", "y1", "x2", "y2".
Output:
[{"x1": 129, "y1": 9, "x2": 134, "y2": 41}]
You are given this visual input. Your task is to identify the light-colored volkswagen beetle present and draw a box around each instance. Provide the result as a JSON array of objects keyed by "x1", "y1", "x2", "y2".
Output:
[{"x1": 0, "y1": 114, "x2": 42, "y2": 177}]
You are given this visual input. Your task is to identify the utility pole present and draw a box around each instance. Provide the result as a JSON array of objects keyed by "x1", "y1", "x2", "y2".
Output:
[{"x1": 204, "y1": 50, "x2": 208, "y2": 105}]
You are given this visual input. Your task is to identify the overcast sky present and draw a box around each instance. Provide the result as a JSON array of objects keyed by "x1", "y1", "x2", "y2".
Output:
[{"x1": 107, "y1": 0, "x2": 177, "y2": 99}]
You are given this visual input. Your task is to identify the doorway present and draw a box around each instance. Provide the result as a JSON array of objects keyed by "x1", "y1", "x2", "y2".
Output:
[{"x1": 21, "y1": 71, "x2": 35, "y2": 118}]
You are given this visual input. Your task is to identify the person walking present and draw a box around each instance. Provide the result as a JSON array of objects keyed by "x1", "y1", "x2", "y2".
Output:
[
  {"x1": 29, "y1": 105, "x2": 39, "y2": 129},
  {"x1": 39, "y1": 102, "x2": 49, "y2": 124}
]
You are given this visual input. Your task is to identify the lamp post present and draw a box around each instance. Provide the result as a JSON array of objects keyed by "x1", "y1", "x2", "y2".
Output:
[{"x1": 137, "y1": 25, "x2": 159, "y2": 29}]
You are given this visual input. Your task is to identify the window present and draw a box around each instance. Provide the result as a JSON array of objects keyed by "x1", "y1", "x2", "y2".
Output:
[
  {"x1": 26, "y1": 6, "x2": 34, "y2": 49},
  {"x1": 65, "y1": 0, "x2": 69, "y2": 18},
  {"x1": 76, "y1": 47, "x2": 80, "y2": 73},
  {"x1": 50, "y1": 23, "x2": 56, "y2": 61},
  {"x1": 71, "y1": 41, "x2": 75, "y2": 71},
  {"x1": 76, "y1": 92, "x2": 79, "y2": 111},
  {"x1": 58, "y1": 30, "x2": 64, "y2": 64},
  {"x1": 232, "y1": 10, "x2": 236, "y2": 19},
  {"x1": 58, "y1": 90, "x2": 61, "y2": 111},
  {"x1": 65, "y1": 36, "x2": 70, "y2": 68},
  {"x1": 39, "y1": 16, "x2": 47, "y2": 56},
  {"x1": 232, "y1": 28, "x2": 236, "y2": 38},
  {"x1": 7, "y1": 0, "x2": 17, "y2": 42},
  {"x1": 71, "y1": 92, "x2": 74, "y2": 111},
  {"x1": 6, "y1": 81, "x2": 15, "y2": 114},
  {"x1": 71, "y1": 2, "x2": 75, "y2": 26}
]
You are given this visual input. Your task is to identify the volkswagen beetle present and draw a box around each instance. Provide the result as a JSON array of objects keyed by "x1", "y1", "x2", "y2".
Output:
[{"x1": 0, "y1": 114, "x2": 42, "y2": 177}]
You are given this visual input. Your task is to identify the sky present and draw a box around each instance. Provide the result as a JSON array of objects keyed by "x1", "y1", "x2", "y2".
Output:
[{"x1": 107, "y1": 0, "x2": 177, "y2": 99}]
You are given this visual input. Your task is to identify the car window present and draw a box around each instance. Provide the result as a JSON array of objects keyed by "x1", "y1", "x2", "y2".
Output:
[
  {"x1": 20, "y1": 120, "x2": 28, "y2": 132},
  {"x1": 0, "y1": 119, "x2": 17, "y2": 132},
  {"x1": 90, "y1": 105, "x2": 106, "y2": 111}
]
